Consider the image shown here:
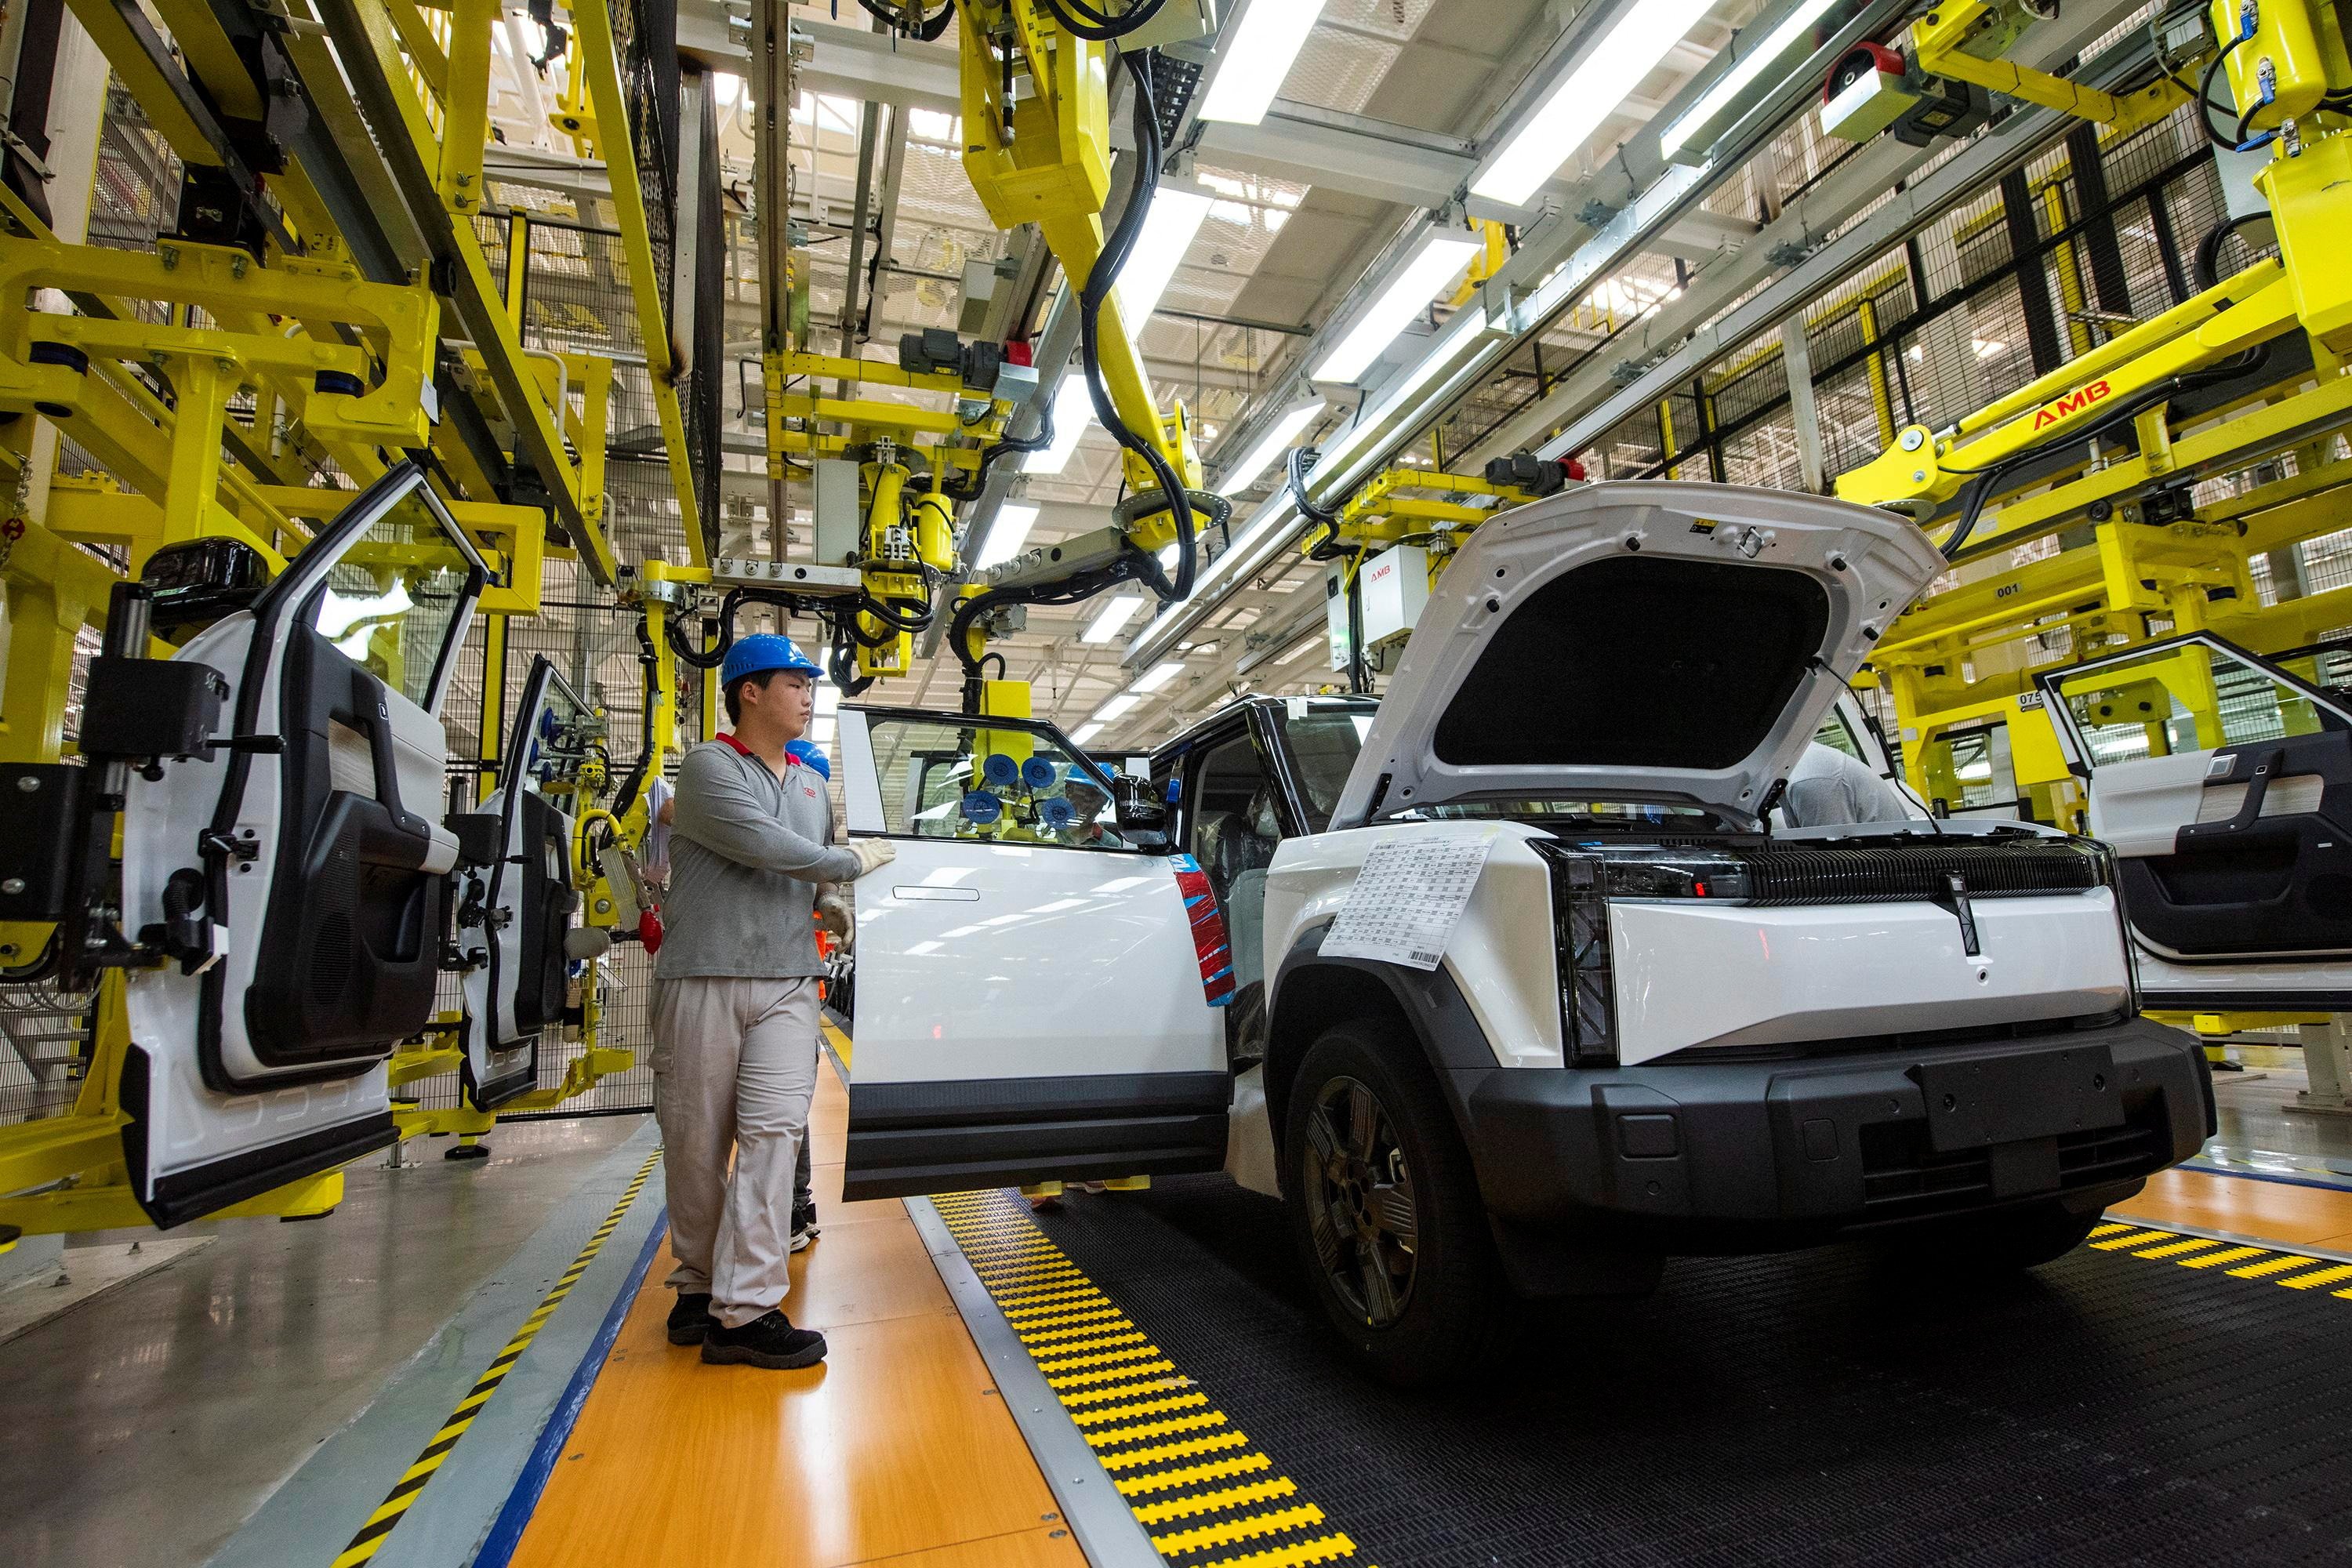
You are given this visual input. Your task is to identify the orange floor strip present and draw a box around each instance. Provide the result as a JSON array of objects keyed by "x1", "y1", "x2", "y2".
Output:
[
  {"x1": 2115, "y1": 1164, "x2": 2352, "y2": 1253},
  {"x1": 504, "y1": 1056, "x2": 1087, "y2": 1568}
]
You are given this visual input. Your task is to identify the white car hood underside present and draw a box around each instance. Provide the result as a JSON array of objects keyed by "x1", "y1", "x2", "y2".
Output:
[{"x1": 1329, "y1": 481, "x2": 1943, "y2": 827}]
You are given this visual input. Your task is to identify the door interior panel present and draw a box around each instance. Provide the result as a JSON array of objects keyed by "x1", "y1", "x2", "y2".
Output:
[
  {"x1": 240, "y1": 626, "x2": 444, "y2": 1074},
  {"x1": 510, "y1": 789, "x2": 577, "y2": 1037},
  {"x1": 2087, "y1": 750, "x2": 2211, "y2": 857},
  {"x1": 115, "y1": 462, "x2": 485, "y2": 1225},
  {"x1": 2120, "y1": 730, "x2": 2352, "y2": 958}
]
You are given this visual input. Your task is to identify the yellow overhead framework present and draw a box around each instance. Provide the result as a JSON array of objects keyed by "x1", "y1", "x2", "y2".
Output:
[
  {"x1": 953, "y1": 0, "x2": 1207, "y2": 552},
  {"x1": 309, "y1": 0, "x2": 619, "y2": 581},
  {"x1": 569, "y1": 0, "x2": 707, "y2": 566}
]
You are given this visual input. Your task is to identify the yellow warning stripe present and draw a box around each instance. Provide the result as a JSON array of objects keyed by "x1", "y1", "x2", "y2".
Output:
[
  {"x1": 1069, "y1": 1391, "x2": 1209, "y2": 1426},
  {"x1": 1157, "y1": 1501, "x2": 1332, "y2": 1556},
  {"x1": 1132, "y1": 1476, "x2": 1299, "y2": 1525},
  {"x1": 330, "y1": 1150, "x2": 661, "y2": 1568},
  {"x1": 2098, "y1": 1219, "x2": 2352, "y2": 1299},
  {"x1": 931, "y1": 1187, "x2": 1369, "y2": 1566},
  {"x1": 1086, "y1": 1410, "x2": 1230, "y2": 1447}
]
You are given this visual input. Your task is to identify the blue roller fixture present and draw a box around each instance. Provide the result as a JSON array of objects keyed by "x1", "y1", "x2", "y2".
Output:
[
  {"x1": 980, "y1": 752, "x2": 1020, "y2": 788},
  {"x1": 960, "y1": 790, "x2": 1003, "y2": 825},
  {"x1": 1038, "y1": 797, "x2": 1076, "y2": 830},
  {"x1": 1022, "y1": 756, "x2": 1058, "y2": 790}
]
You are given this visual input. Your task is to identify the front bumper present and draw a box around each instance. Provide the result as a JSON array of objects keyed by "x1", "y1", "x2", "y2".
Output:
[{"x1": 1455, "y1": 1015, "x2": 2211, "y2": 1252}]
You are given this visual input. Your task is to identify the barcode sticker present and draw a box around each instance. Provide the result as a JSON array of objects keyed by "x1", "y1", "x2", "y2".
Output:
[{"x1": 1319, "y1": 834, "x2": 1496, "y2": 973}]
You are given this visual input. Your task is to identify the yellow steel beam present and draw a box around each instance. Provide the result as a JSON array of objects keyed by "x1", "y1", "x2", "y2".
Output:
[
  {"x1": 571, "y1": 0, "x2": 706, "y2": 564},
  {"x1": 1912, "y1": 1, "x2": 2187, "y2": 135},
  {"x1": 310, "y1": 0, "x2": 608, "y2": 580},
  {"x1": 0, "y1": 1171, "x2": 344, "y2": 1236},
  {"x1": 60, "y1": 0, "x2": 224, "y2": 169}
]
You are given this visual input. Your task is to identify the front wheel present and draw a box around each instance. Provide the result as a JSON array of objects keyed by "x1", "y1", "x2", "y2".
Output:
[{"x1": 1281, "y1": 1024, "x2": 1507, "y2": 1388}]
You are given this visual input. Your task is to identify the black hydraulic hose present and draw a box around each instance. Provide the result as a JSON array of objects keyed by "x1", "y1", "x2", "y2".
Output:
[
  {"x1": 1938, "y1": 212, "x2": 2280, "y2": 563},
  {"x1": 1039, "y1": 0, "x2": 1169, "y2": 42},
  {"x1": 612, "y1": 615, "x2": 662, "y2": 818},
  {"x1": 1075, "y1": 53, "x2": 1203, "y2": 604},
  {"x1": 1287, "y1": 445, "x2": 1346, "y2": 559},
  {"x1": 2197, "y1": 29, "x2": 2247, "y2": 148},
  {"x1": 2194, "y1": 210, "x2": 2275, "y2": 291},
  {"x1": 858, "y1": 0, "x2": 956, "y2": 41}
]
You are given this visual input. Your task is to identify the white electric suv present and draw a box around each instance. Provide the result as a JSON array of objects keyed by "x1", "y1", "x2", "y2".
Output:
[{"x1": 836, "y1": 482, "x2": 2212, "y2": 1383}]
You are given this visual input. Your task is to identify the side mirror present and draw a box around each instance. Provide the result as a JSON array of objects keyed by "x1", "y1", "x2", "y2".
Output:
[{"x1": 1109, "y1": 774, "x2": 1168, "y2": 840}]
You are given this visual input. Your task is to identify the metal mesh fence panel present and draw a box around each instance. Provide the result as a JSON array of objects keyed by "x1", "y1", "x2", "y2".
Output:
[{"x1": 1581, "y1": 103, "x2": 2241, "y2": 513}]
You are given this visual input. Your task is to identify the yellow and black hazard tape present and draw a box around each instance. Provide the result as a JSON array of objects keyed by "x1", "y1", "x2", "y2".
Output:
[
  {"x1": 931, "y1": 1189, "x2": 1374, "y2": 1568},
  {"x1": 330, "y1": 1149, "x2": 662, "y2": 1568},
  {"x1": 2088, "y1": 1220, "x2": 2352, "y2": 1292}
]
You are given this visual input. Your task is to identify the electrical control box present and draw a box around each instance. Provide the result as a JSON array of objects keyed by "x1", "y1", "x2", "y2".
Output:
[{"x1": 1359, "y1": 543, "x2": 1430, "y2": 652}]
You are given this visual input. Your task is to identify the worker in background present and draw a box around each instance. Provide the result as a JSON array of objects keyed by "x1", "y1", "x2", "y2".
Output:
[
  {"x1": 789, "y1": 732, "x2": 851, "y2": 1254},
  {"x1": 1782, "y1": 741, "x2": 1918, "y2": 828},
  {"x1": 653, "y1": 633, "x2": 893, "y2": 1370},
  {"x1": 1054, "y1": 772, "x2": 1124, "y2": 848}
]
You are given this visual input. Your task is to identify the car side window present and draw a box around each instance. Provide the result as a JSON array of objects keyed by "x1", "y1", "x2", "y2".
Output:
[{"x1": 1187, "y1": 734, "x2": 1284, "y2": 1014}]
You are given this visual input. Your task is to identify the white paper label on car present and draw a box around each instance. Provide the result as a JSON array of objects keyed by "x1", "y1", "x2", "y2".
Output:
[{"x1": 1319, "y1": 833, "x2": 1495, "y2": 971}]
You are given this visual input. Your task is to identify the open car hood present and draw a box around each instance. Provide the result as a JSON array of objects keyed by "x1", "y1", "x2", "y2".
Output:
[{"x1": 1328, "y1": 481, "x2": 1944, "y2": 828}]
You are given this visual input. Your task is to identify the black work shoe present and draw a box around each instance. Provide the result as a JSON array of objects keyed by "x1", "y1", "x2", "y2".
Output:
[
  {"x1": 666, "y1": 1292, "x2": 716, "y2": 1345},
  {"x1": 791, "y1": 1200, "x2": 821, "y2": 1254},
  {"x1": 701, "y1": 1309, "x2": 827, "y2": 1370}
]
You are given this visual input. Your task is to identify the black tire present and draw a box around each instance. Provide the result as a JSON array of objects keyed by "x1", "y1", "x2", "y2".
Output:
[
  {"x1": 1875, "y1": 1200, "x2": 2104, "y2": 1272},
  {"x1": 1280, "y1": 1023, "x2": 1508, "y2": 1388}
]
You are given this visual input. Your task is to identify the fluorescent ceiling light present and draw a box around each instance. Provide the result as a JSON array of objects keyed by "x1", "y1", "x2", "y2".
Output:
[
  {"x1": 1313, "y1": 231, "x2": 1484, "y2": 383},
  {"x1": 975, "y1": 502, "x2": 1039, "y2": 569},
  {"x1": 1661, "y1": 0, "x2": 1840, "y2": 158},
  {"x1": 1199, "y1": 0, "x2": 1330, "y2": 125},
  {"x1": 1218, "y1": 401, "x2": 1323, "y2": 491},
  {"x1": 1118, "y1": 190, "x2": 1214, "y2": 329},
  {"x1": 1094, "y1": 693, "x2": 1142, "y2": 722},
  {"x1": 1080, "y1": 594, "x2": 1145, "y2": 644},
  {"x1": 1023, "y1": 376, "x2": 1094, "y2": 474},
  {"x1": 815, "y1": 682, "x2": 841, "y2": 714},
  {"x1": 1131, "y1": 660, "x2": 1188, "y2": 693},
  {"x1": 808, "y1": 715, "x2": 836, "y2": 744},
  {"x1": 1069, "y1": 721, "x2": 1105, "y2": 746},
  {"x1": 1470, "y1": 0, "x2": 1715, "y2": 208}
]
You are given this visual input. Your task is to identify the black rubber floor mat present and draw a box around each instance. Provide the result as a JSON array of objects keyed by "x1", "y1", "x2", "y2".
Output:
[{"x1": 1020, "y1": 1176, "x2": 2352, "y2": 1566}]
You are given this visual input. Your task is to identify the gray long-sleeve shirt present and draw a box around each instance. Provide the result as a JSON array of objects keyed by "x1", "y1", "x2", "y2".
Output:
[{"x1": 655, "y1": 738, "x2": 862, "y2": 980}]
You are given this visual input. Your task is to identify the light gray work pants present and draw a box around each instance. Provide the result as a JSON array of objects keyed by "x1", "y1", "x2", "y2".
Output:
[{"x1": 650, "y1": 975, "x2": 821, "y2": 1328}]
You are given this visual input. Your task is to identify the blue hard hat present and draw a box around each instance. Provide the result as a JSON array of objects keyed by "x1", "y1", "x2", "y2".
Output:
[
  {"x1": 720, "y1": 632, "x2": 822, "y2": 688},
  {"x1": 786, "y1": 739, "x2": 831, "y2": 780}
]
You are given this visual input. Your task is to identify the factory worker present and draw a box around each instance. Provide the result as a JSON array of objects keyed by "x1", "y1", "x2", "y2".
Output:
[{"x1": 652, "y1": 633, "x2": 893, "y2": 1370}]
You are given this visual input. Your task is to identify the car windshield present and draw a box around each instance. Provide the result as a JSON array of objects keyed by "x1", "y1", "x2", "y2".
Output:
[{"x1": 1266, "y1": 700, "x2": 1377, "y2": 833}]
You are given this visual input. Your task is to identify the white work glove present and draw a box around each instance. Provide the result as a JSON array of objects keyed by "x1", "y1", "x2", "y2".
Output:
[{"x1": 847, "y1": 838, "x2": 896, "y2": 879}]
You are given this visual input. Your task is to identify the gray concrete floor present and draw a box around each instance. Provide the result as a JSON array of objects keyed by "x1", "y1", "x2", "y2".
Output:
[
  {"x1": 2205, "y1": 1045, "x2": 2352, "y2": 1185},
  {"x1": 0, "y1": 1114, "x2": 649, "y2": 1568}
]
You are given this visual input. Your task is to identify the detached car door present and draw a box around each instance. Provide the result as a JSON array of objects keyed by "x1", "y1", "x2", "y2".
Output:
[
  {"x1": 837, "y1": 706, "x2": 1229, "y2": 1200},
  {"x1": 118, "y1": 463, "x2": 487, "y2": 1225},
  {"x1": 453, "y1": 657, "x2": 589, "y2": 1108},
  {"x1": 2039, "y1": 632, "x2": 2352, "y2": 1009}
]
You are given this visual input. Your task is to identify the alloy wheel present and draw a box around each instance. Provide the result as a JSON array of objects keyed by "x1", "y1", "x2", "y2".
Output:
[{"x1": 1301, "y1": 1074, "x2": 1419, "y2": 1327}]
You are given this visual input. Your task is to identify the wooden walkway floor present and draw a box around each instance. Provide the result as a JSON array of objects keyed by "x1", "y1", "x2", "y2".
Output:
[{"x1": 506, "y1": 1029, "x2": 1087, "y2": 1568}]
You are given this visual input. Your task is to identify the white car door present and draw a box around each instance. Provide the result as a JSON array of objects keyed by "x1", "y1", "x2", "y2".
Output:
[
  {"x1": 118, "y1": 463, "x2": 486, "y2": 1225},
  {"x1": 836, "y1": 706, "x2": 1229, "y2": 1200},
  {"x1": 2038, "y1": 632, "x2": 2352, "y2": 1010},
  {"x1": 454, "y1": 657, "x2": 587, "y2": 1108}
]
